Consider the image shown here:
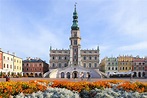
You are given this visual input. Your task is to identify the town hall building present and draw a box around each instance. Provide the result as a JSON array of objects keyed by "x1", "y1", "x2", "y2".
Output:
[{"x1": 44, "y1": 5, "x2": 102, "y2": 78}]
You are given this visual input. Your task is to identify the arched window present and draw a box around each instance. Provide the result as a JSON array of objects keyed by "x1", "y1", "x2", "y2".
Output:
[
  {"x1": 61, "y1": 72, "x2": 65, "y2": 78},
  {"x1": 66, "y1": 72, "x2": 70, "y2": 78},
  {"x1": 112, "y1": 67, "x2": 114, "y2": 70},
  {"x1": 108, "y1": 67, "x2": 110, "y2": 70},
  {"x1": 95, "y1": 56, "x2": 97, "y2": 60},
  {"x1": 52, "y1": 63, "x2": 55, "y2": 68},
  {"x1": 52, "y1": 56, "x2": 55, "y2": 60}
]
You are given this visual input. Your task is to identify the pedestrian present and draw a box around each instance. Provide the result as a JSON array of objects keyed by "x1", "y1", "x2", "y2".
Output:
[
  {"x1": 80, "y1": 72, "x2": 84, "y2": 80},
  {"x1": 6, "y1": 75, "x2": 10, "y2": 82},
  {"x1": 87, "y1": 72, "x2": 91, "y2": 80},
  {"x1": 130, "y1": 73, "x2": 133, "y2": 81}
]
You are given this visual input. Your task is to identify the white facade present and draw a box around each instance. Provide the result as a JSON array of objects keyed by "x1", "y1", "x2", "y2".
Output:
[
  {"x1": 46, "y1": 5, "x2": 102, "y2": 78},
  {"x1": 2, "y1": 52, "x2": 14, "y2": 74}
]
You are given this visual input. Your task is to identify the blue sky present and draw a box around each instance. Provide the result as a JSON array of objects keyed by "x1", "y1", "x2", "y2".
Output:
[{"x1": 0, "y1": 0, "x2": 147, "y2": 63}]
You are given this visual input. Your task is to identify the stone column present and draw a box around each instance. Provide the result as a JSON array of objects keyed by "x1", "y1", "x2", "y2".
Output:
[
  {"x1": 64, "y1": 72, "x2": 66, "y2": 78},
  {"x1": 141, "y1": 71, "x2": 143, "y2": 77},
  {"x1": 58, "y1": 72, "x2": 61, "y2": 78},
  {"x1": 70, "y1": 72, "x2": 72, "y2": 78},
  {"x1": 136, "y1": 71, "x2": 138, "y2": 77}
]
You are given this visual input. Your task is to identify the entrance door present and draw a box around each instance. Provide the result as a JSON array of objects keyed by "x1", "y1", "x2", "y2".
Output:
[
  {"x1": 66, "y1": 72, "x2": 70, "y2": 79},
  {"x1": 61, "y1": 72, "x2": 65, "y2": 78},
  {"x1": 72, "y1": 71, "x2": 78, "y2": 78}
]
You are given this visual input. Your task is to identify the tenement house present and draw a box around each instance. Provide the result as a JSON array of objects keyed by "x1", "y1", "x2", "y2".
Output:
[{"x1": 23, "y1": 57, "x2": 49, "y2": 77}]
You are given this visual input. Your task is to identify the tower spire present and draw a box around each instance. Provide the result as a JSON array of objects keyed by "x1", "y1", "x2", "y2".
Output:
[
  {"x1": 71, "y1": 3, "x2": 79, "y2": 30},
  {"x1": 74, "y1": 2, "x2": 77, "y2": 12}
]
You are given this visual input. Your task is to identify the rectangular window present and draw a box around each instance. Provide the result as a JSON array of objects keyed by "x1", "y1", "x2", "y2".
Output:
[
  {"x1": 74, "y1": 40, "x2": 77, "y2": 45},
  {"x1": 74, "y1": 32, "x2": 77, "y2": 37},
  {"x1": 84, "y1": 63, "x2": 86, "y2": 67},
  {"x1": 95, "y1": 63, "x2": 97, "y2": 67},
  {"x1": 40, "y1": 64, "x2": 42, "y2": 67},
  {"x1": 95, "y1": 56, "x2": 97, "y2": 60},
  {"x1": 84, "y1": 56, "x2": 86, "y2": 60}
]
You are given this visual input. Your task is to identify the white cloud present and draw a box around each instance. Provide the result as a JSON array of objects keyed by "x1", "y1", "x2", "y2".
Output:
[
  {"x1": 118, "y1": 41, "x2": 147, "y2": 51},
  {"x1": 110, "y1": 0, "x2": 147, "y2": 38}
]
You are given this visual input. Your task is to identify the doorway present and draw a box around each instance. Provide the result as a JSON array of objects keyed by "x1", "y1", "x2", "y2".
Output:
[{"x1": 72, "y1": 71, "x2": 78, "y2": 78}]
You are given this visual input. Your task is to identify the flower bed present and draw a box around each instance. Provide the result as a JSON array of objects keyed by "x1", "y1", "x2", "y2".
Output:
[{"x1": 0, "y1": 80, "x2": 147, "y2": 98}]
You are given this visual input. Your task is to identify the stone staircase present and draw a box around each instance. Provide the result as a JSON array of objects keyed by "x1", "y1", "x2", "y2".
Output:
[{"x1": 94, "y1": 69, "x2": 108, "y2": 78}]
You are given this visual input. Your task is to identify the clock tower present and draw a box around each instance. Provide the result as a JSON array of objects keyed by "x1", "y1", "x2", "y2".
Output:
[{"x1": 69, "y1": 4, "x2": 82, "y2": 66}]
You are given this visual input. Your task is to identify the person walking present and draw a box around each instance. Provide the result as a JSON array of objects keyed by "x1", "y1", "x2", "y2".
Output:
[
  {"x1": 80, "y1": 72, "x2": 84, "y2": 80},
  {"x1": 6, "y1": 75, "x2": 10, "y2": 82},
  {"x1": 87, "y1": 72, "x2": 91, "y2": 80}
]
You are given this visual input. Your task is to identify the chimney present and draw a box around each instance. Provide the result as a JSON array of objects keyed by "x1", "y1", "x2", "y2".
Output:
[
  {"x1": 0, "y1": 48, "x2": 1, "y2": 51},
  {"x1": 7, "y1": 51, "x2": 9, "y2": 54},
  {"x1": 13, "y1": 52, "x2": 16, "y2": 56}
]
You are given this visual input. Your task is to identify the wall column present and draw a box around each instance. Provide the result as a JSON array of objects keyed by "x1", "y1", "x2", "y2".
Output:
[
  {"x1": 136, "y1": 72, "x2": 138, "y2": 77},
  {"x1": 70, "y1": 72, "x2": 72, "y2": 78},
  {"x1": 141, "y1": 72, "x2": 143, "y2": 77},
  {"x1": 64, "y1": 72, "x2": 66, "y2": 78}
]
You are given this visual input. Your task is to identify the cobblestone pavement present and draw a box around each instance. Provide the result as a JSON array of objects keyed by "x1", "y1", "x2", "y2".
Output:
[{"x1": 0, "y1": 78, "x2": 147, "y2": 82}]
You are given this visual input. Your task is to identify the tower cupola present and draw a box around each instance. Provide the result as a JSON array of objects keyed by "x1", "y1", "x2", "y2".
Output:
[{"x1": 71, "y1": 3, "x2": 79, "y2": 30}]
